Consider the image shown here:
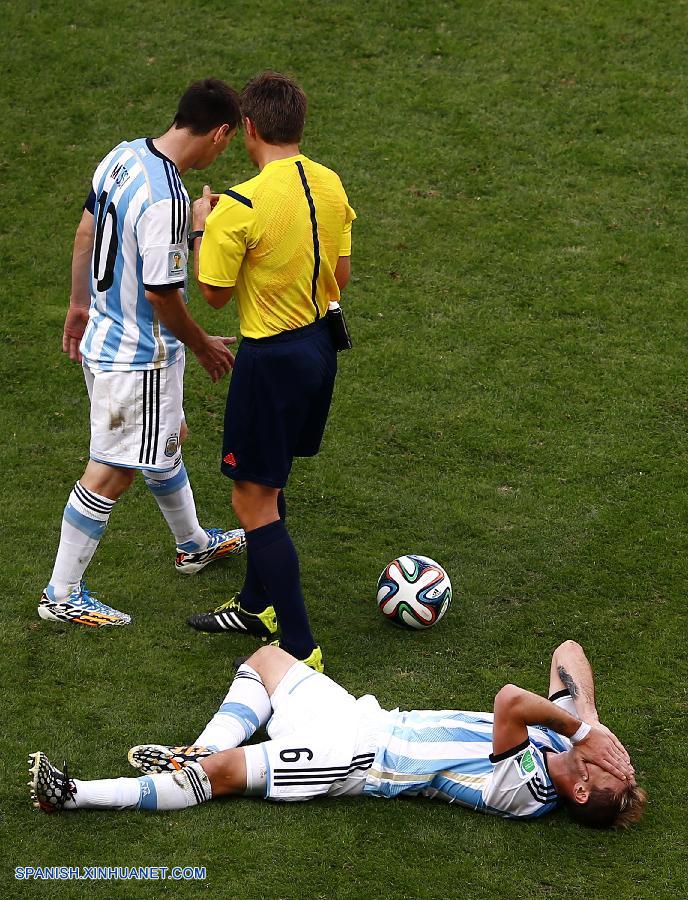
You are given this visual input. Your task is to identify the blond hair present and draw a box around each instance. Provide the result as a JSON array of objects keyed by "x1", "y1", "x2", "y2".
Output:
[
  {"x1": 567, "y1": 784, "x2": 647, "y2": 829},
  {"x1": 614, "y1": 784, "x2": 647, "y2": 829}
]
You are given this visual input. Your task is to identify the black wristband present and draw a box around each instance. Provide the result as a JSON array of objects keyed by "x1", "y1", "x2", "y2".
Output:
[{"x1": 188, "y1": 230, "x2": 204, "y2": 250}]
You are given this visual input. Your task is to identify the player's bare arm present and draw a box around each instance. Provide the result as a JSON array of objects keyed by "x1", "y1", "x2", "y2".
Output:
[
  {"x1": 63, "y1": 209, "x2": 94, "y2": 362},
  {"x1": 492, "y1": 683, "x2": 634, "y2": 782},
  {"x1": 145, "y1": 287, "x2": 235, "y2": 382},
  {"x1": 549, "y1": 640, "x2": 598, "y2": 721},
  {"x1": 493, "y1": 684, "x2": 579, "y2": 754},
  {"x1": 548, "y1": 641, "x2": 632, "y2": 771}
]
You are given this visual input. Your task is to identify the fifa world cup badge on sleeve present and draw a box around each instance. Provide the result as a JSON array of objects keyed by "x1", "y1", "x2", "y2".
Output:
[{"x1": 168, "y1": 250, "x2": 185, "y2": 278}]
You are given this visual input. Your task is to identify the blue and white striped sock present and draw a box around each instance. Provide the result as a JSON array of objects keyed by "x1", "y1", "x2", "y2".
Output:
[
  {"x1": 47, "y1": 482, "x2": 115, "y2": 600},
  {"x1": 196, "y1": 665, "x2": 272, "y2": 751},
  {"x1": 136, "y1": 764, "x2": 212, "y2": 810},
  {"x1": 143, "y1": 460, "x2": 209, "y2": 550},
  {"x1": 70, "y1": 763, "x2": 212, "y2": 811}
]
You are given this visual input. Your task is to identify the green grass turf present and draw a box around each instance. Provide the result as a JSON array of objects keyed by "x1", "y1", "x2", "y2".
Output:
[{"x1": 2, "y1": 0, "x2": 687, "y2": 896}]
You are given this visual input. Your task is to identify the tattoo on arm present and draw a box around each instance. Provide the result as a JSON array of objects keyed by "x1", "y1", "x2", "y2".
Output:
[{"x1": 557, "y1": 665, "x2": 579, "y2": 699}]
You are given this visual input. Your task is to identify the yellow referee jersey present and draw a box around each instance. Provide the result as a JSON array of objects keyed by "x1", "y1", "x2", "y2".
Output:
[{"x1": 199, "y1": 154, "x2": 356, "y2": 339}]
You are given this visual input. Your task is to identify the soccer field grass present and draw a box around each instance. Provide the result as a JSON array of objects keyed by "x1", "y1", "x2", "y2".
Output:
[{"x1": 2, "y1": 0, "x2": 687, "y2": 896}]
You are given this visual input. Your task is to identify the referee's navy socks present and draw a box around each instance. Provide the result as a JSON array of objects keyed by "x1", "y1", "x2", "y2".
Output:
[
  {"x1": 245, "y1": 519, "x2": 316, "y2": 660},
  {"x1": 238, "y1": 493, "x2": 287, "y2": 612},
  {"x1": 238, "y1": 557, "x2": 268, "y2": 612}
]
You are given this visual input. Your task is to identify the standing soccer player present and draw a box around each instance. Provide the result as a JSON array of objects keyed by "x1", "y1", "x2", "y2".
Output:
[
  {"x1": 186, "y1": 72, "x2": 356, "y2": 671},
  {"x1": 40, "y1": 79, "x2": 246, "y2": 628}
]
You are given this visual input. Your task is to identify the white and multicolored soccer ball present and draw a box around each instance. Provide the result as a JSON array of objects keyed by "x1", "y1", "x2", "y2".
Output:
[{"x1": 376, "y1": 555, "x2": 452, "y2": 630}]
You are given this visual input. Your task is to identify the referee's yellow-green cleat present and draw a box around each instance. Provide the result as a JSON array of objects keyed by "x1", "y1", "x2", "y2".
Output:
[
  {"x1": 187, "y1": 595, "x2": 277, "y2": 638},
  {"x1": 232, "y1": 642, "x2": 324, "y2": 673},
  {"x1": 299, "y1": 645, "x2": 324, "y2": 673},
  {"x1": 271, "y1": 640, "x2": 324, "y2": 673}
]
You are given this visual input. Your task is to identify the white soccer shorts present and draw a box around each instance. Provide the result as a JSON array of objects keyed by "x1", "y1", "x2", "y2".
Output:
[
  {"x1": 83, "y1": 355, "x2": 185, "y2": 472},
  {"x1": 243, "y1": 662, "x2": 387, "y2": 802}
]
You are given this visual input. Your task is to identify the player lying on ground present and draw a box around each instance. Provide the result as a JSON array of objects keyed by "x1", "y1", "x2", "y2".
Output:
[
  {"x1": 40, "y1": 79, "x2": 246, "y2": 628},
  {"x1": 29, "y1": 640, "x2": 645, "y2": 827}
]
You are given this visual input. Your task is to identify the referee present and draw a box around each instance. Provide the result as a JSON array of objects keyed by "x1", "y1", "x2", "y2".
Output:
[{"x1": 187, "y1": 72, "x2": 356, "y2": 672}]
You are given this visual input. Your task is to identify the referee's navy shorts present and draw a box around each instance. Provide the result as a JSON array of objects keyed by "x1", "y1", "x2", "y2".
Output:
[{"x1": 221, "y1": 318, "x2": 337, "y2": 488}]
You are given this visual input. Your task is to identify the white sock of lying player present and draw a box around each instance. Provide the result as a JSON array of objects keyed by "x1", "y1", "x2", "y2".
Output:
[
  {"x1": 67, "y1": 763, "x2": 212, "y2": 810},
  {"x1": 195, "y1": 664, "x2": 272, "y2": 751}
]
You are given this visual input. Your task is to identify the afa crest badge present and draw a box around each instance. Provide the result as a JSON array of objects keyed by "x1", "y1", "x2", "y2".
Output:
[{"x1": 164, "y1": 433, "x2": 180, "y2": 457}]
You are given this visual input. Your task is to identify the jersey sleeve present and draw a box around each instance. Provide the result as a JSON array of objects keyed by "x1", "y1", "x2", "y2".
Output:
[
  {"x1": 482, "y1": 740, "x2": 559, "y2": 818},
  {"x1": 198, "y1": 194, "x2": 254, "y2": 287},
  {"x1": 338, "y1": 188, "x2": 357, "y2": 257},
  {"x1": 136, "y1": 199, "x2": 188, "y2": 292},
  {"x1": 548, "y1": 689, "x2": 579, "y2": 719}
]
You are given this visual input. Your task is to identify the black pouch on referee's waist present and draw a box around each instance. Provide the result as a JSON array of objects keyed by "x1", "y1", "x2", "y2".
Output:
[{"x1": 326, "y1": 301, "x2": 353, "y2": 352}]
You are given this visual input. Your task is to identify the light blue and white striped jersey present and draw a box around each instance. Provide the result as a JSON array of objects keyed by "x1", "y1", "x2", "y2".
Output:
[
  {"x1": 364, "y1": 701, "x2": 572, "y2": 819},
  {"x1": 80, "y1": 138, "x2": 189, "y2": 371}
]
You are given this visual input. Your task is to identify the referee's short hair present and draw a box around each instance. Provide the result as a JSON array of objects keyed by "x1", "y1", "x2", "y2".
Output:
[
  {"x1": 240, "y1": 71, "x2": 307, "y2": 144},
  {"x1": 173, "y1": 78, "x2": 241, "y2": 135}
]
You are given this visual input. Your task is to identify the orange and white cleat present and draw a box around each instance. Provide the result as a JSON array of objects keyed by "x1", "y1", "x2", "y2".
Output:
[{"x1": 175, "y1": 527, "x2": 246, "y2": 574}]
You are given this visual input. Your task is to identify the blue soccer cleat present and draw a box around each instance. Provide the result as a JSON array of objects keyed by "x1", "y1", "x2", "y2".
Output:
[{"x1": 38, "y1": 583, "x2": 131, "y2": 627}]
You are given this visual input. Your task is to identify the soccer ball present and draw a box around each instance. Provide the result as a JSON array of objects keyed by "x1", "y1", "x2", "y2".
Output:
[{"x1": 376, "y1": 555, "x2": 452, "y2": 630}]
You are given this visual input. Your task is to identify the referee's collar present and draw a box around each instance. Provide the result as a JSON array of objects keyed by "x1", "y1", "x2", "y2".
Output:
[{"x1": 261, "y1": 153, "x2": 307, "y2": 172}]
